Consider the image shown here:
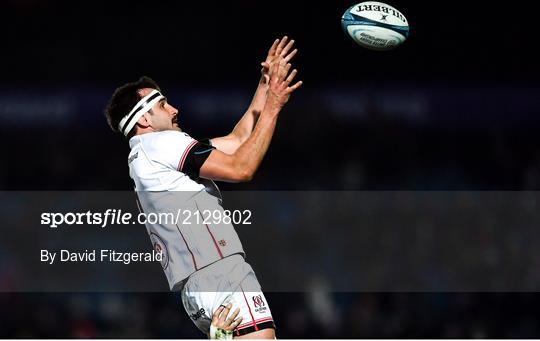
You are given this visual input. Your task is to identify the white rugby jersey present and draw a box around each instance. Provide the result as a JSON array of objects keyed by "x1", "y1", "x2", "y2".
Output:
[{"x1": 128, "y1": 130, "x2": 245, "y2": 290}]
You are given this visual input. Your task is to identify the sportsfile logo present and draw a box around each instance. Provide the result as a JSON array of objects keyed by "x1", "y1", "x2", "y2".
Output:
[
  {"x1": 41, "y1": 209, "x2": 145, "y2": 228},
  {"x1": 40, "y1": 208, "x2": 252, "y2": 228}
]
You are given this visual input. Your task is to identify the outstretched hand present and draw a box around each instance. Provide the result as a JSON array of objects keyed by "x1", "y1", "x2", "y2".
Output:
[
  {"x1": 266, "y1": 56, "x2": 303, "y2": 112},
  {"x1": 261, "y1": 36, "x2": 298, "y2": 85}
]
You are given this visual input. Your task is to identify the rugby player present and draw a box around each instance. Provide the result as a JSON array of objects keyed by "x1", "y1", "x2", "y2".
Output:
[{"x1": 104, "y1": 37, "x2": 301, "y2": 339}]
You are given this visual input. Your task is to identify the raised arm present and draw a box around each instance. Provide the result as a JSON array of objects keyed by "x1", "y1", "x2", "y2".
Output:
[
  {"x1": 210, "y1": 36, "x2": 298, "y2": 154},
  {"x1": 200, "y1": 57, "x2": 302, "y2": 182}
]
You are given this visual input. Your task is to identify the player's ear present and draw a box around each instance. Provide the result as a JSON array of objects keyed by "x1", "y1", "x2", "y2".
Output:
[{"x1": 136, "y1": 112, "x2": 151, "y2": 129}]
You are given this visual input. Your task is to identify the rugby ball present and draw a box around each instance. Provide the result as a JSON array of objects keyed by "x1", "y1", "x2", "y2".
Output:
[{"x1": 341, "y1": 1, "x2": 409, "y2": 51}]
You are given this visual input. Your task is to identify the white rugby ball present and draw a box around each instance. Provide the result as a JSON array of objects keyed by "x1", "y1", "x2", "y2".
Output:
[{"x1": 341, "y1": 1, "x2": 409, "y2": 51}]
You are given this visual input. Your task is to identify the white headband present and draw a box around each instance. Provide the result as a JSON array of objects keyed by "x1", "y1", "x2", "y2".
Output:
[{"x1": 118, "y1": 89, "x2": 165, "y2": 136}]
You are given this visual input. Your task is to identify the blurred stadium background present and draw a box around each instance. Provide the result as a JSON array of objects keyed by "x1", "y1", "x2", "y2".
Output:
[{"x1": 1, "y1": 0, "x2": 540, "y2": 338}]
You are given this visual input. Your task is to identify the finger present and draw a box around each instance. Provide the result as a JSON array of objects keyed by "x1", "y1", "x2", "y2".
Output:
[
  {"x1": 277, "y1": 64, "x2": 290, "y2": 82},
  {"x1": 282, "y1": 63, "x2": 292, "y2": 80},
  {"x1": 271, "y1": 59, "x2": 285, "y2": 83},
  {"x1": 285, "y1": 69, "x2": 298, "y2": 84},
  {"x1": 287, "y1": 80, "x2": 303, "y2": 92},
  {"x1": 225, "y1": 307, "x2": 241, "y2": 326},
  {"x1": 275, "y1": 36, "x2": 288, "y2": 56},
  {"x1": 278, "y1": 63, "x2": 291, "y2": 81},
  {"x1": 284, "y1": 48, "x2": 298, "y2": 63},
  {"x1": 226, "y1": 317, "x2": 243, "y2": 331},
  {"x1": 218, "y1": 303, "x2": 231, "y2": 322},
  {"x1": 267, "y1": 39, "x2": 279, "y2": 57},
  {"x1": 281, "y1": 39, "x2": 295, "y2": 56},
  {"x1": 275, "y1": 58, "x2": 287, "y2": 76},
  {"x1": 212, "y1": 305, "x2": 225, "y2": 323}
]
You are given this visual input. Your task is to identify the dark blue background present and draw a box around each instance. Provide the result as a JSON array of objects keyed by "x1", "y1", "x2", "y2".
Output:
[{"x1": 1, "y1": 0, "x2": 540, "y2": 338}]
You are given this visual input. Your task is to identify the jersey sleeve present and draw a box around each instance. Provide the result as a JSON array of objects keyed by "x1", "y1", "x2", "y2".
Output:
[
  {"x1": 181, "y1": 139, "x2": 215, "y2": 178},
  {"x1": 147, "y1": 131, "x2": 215, "y2": 179}
]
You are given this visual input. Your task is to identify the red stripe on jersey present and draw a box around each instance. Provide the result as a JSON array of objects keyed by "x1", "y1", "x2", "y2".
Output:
[
  {"x1": 241, "y1": 285, "x2": 259, "y2": 331},
  {"x1": 204, "y1": 223, "x2": 224, "y2": 259},
  {"x1": 236, "y1": 317, "x2": 274, "y2": 330},
  {"x1": 175, "y1": 224, "x2": 197, "y2": 270},
  {"x1": 177, "y1": 140, "x2": 198, "y2": 171},
  {"x1": 194, "y1": 202, "x2": 224, "y2": 259}
]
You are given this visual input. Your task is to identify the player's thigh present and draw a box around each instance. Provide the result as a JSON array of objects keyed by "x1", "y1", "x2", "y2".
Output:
[
  {"x1": 228, "y1": 274, "x2": 275, "y2": 338},
  {"x1": 181, "y1": 290, "x2": 214, "y2": 333},
  {"x1": 234, "y1": 327, "x2": 275, "y2": 339}
]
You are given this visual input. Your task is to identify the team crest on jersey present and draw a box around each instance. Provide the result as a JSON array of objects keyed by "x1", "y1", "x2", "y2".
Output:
[
  {"x1": 252, "y1": 295, "x2": 267, "y2": 313},
  {"x1": 150, "y1": 233, "x2": 169, "y2": 269}
]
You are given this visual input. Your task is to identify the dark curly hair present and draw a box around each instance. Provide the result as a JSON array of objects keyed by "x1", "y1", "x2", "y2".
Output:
[{"x1": 104, "y1": 76, "x2": 161, "y2": 137}]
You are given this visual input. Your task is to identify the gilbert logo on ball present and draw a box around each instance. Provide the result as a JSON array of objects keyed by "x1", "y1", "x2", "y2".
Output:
[{"x1": 341, "y1": 1, "x2": 409, "y2": 51}]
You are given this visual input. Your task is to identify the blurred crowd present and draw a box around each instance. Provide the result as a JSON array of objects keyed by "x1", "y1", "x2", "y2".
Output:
[
  {"x1": 3, "y1": 292, "x2": 540, "y2": 338},
  {"x1": 2, "y1": 86, "x2": 540, "y2": 192},
  {"x1": 2, "y1": 85, "x2": 540, "y2": 337}
]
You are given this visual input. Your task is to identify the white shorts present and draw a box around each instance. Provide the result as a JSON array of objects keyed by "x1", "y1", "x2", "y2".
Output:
[{"x1": 181, "y1": 254, "x2": 275, "y2": 337}]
